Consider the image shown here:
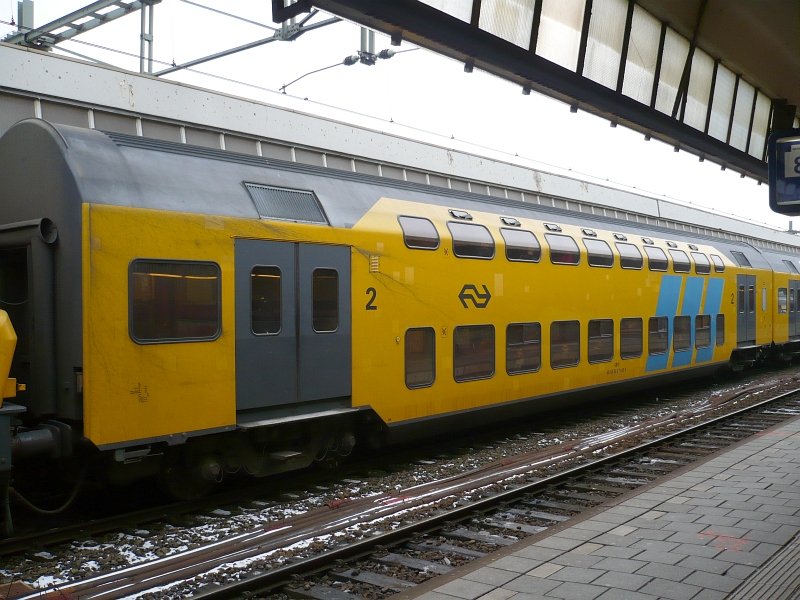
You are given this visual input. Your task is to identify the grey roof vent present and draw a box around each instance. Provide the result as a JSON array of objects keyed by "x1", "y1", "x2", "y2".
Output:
[{"x1": 245, "y1": 183, "x2": 328, "y2": 224}]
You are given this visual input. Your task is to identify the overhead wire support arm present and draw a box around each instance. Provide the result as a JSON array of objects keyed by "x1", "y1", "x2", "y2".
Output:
[{"x1": 154, "y1": 16, "x2": 340, "y2": 77}]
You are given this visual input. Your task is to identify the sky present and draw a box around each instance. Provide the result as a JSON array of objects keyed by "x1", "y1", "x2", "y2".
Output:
[{"x1": 1, "y1": 0, "x2": 790, "y2": 231}]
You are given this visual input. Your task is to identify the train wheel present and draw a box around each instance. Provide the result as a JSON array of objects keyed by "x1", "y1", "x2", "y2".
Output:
[{"x1": 159, "y1": 453, "x2": 221, "y2": 500}]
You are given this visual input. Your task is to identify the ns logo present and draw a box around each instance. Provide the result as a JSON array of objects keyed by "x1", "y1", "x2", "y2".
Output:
[{"x1": 458, "y1": 284, "x2": 491, "y2": 308}]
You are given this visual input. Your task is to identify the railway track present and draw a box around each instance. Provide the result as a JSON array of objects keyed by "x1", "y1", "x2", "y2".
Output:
[{"x1": 16, "y1": 376, "x2": 800, "y2": 599}]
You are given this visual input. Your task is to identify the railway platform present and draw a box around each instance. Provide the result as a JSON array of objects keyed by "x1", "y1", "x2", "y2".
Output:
[{"x1": 399, "y1": 414, "x2": 800, "y2": 600}]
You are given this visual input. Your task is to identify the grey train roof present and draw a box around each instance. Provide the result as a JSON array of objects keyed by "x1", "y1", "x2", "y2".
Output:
[{"x1": 1, "y1": 120, "x2": 796, "y2": 268}]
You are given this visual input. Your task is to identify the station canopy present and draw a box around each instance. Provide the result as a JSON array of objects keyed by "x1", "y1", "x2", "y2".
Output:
[{"x1": 283, "y1": 0, "x2": 800, "y2": 184}]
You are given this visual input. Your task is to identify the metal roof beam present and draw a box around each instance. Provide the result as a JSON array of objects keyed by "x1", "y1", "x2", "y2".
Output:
[
  {"x1": 308, "y1": 0, "x2": 767, "y2": 181},
  {"x1": 4, "y1": 0, "x2": 158, "y2": 48}
]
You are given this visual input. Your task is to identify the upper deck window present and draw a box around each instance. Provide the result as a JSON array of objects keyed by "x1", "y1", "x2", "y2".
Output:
[
  {"x1": 399, "y1": 216, "x2": 439, "y2": 250},
  {"x1": 130, "y1": 260, "x2": 221, "y2": 344},
  {"x1": 546, "y1": 233, "x2": 580, "y2": 265},
  {"x1": 692, "y1": 252, "x2": 711, "y2": 274},
  {"x1": 784, "y1": 259, "x2": 800, "y2": 274},
  {"x1": 584, "y1": 239, "x2": 614, "y2": 267},
  {"x1": 448, "y1": 222, "x2": 495, "y2": 259},
  {"x1": 669, "y1": 249, "x2": 691, "y2": 273},
  {"x1": 730, "y1": 250, "x2": 752, "y2": 268},
  {"x1": 501, "y1": 228, "x2": 541, "y2": 262},
  {"x1": 616, "y1": 242, "x2": 643, "y2": 269},
  {"x1": 710, "y1": 254, "x2": 725, "y2": 272},
  {"x1": 644, "y1": 246, "x2": 668, "y2": 271}
]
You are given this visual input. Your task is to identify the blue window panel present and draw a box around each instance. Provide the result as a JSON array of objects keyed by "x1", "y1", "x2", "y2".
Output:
[
  {"x1": 646, "y1": 275, "x2": 682, "y2": 372},
  {"x1": 672, "y1": 277, "x2": 704, "y2": 367},
  {"x1": 696, "y1": 278, "x2": 725, "y2": 363}
]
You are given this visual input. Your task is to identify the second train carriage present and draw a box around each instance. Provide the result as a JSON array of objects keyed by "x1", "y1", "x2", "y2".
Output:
[{"x1": 0, "y1": 119, "x2": 799, "y2": 499}]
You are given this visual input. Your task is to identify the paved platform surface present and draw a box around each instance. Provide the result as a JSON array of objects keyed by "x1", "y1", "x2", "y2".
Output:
[{"x1": 399, "y1": 415, "x2": 800, "y2": 600}]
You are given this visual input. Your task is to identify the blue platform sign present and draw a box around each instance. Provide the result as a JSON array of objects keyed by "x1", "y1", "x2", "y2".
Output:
[{"x1": 768, "y1": 129, "x2": 800, "y2": 215}]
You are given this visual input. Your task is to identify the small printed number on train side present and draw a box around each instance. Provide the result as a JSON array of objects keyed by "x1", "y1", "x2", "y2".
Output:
[
  {"x1": 366, "y1": 287, "x2": 378, "y2": 310},
  {"x1": 731, "y1": 292, "x2": 735, "y2": 304}
]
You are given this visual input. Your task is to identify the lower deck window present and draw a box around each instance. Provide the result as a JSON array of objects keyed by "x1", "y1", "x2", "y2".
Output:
[
  {"x1": 716, "y1": 314, "x2": 725, "y2": 346},
  {"x1": 454, "y1": 325, "x2": 495, "y2": 381},
  {"x1": 506, "y1": 322, "x2": 541, "y2": 374},
  {"x1": 648, "y1": 316, "x2": 668, "y2": 355},
  {"x1": 551, "y1": 320, "x2": 580, "y2": 368},
  {"x1": 405, "y1": 328, "x2": 435, "y2": 388},
  {"x1": 620, "y1": 317, "x2": 643, "y2": 358},
  {"x1": 588, "y1": 319, "x2": 613, "y2": 363},
  {"x1": 779, "y1": 288, "x2": 788, "y2": 313},
  {"x1": 673, "y1": 315, "x2": 691, "y2": 351},
  {"x1": 130, "y1": 260, "x2": 221, "y2": 343},
  {"x1": 695, "y1": 314, "x2": 711, "y2": 348}
]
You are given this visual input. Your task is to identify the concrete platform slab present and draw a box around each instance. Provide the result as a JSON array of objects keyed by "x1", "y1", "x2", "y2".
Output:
[{"x1": 398, "y1": 415, "x2": 800, "y2": 600}]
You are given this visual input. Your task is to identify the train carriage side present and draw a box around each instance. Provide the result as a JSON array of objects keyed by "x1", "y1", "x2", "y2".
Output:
[
  {"x1": 349, "y1": 197, "x2": 747, "y2": 441},
  {"x1": 0, "y1": 118, "x2": 796, "y2": 507}
]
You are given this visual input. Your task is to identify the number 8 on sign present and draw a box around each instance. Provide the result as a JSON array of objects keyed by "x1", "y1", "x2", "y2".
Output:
[{"x1": 784, "y1": 143, "x2": 800, "y2": 178}]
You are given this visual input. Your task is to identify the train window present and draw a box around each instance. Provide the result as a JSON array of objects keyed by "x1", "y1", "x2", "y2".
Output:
[
  {"x1": 692, "y1": 252, "x2": 711, "y2": 275},
  {"x1": 588, "y1": 319, "x2": 614, "y2": 363},
  {"x1": 730, "y1": 250, "x2": 752, "y2": 268},
  {"x1": 546, "y1": 234, "x2": 580, "y2": 265},
  {"x1": 784, "y1": 260, "x2": 800, "y2": 274},
  {"x1": 501, "y1": 228, "x2": 541, "y2": 262},
  {"x1": 399, "y1": 216, "x2": 439, "y2": 250},
  {"x1": 644, "y1": 246, "x2": 668, "y2": 271},
  {"x1": 648, "y1": 317, "x2": 668, "y2": 355},
  {"x1": 738, "y1": 286, "x2": 745, "y2": 313},
  {"x1": 748, "y1": 286, "x2": 756, "y2": 313},
  {"x1": 584, "y1": 239, "x2": 614, "y2": 267},
  {"x1": 405, "y1": 328, "x2": 435, "y2": 388},
  {"x1": 448, "y1": 222, "x2": 495, "y2": 259},
  {"x1": 791, "y1": 289, "x2": 797, "y2": 312},
  {"x1": 669, "y1": 249, "x2": 691, "y2": 273},
  {"x1": 312, "y1": 269, "x2": 338, "y2": 332},
  {"x1": 779, "y1": 288, "x2": 788, "y2": 313},
  {"x1": 710, "y1": 254, "x2": 725, "y2": 272},
  {"x1": 673, "y1": 316, "x2": 691, "y2": 351},
  {"x1": 129, "y1": 260, "x2": 221, "y2": 343},
  {"x1": 695, "y1": 315, "x2": 711, "y2": 348},
  {"x1": 454, "y1": 325, "x2": 495, "y2": 381},
  {"x1": 616, "y1": 242, "x2": 643, "y2": 269},
  {"x1": 551, "y1": 320, "x2": 580, "y2": 368},
  {"x1": 620, "y1": 318, "x2": 643, "y2": 359},
  {"x1": 506, "y1": 322, "x2": 541, "y2": 374},
  {"x1": 251, "y1": 266, "x2": 281, "y2": 335},
  {"x1": 716, "y1": 314, "x2": 725, "y2": 345}
]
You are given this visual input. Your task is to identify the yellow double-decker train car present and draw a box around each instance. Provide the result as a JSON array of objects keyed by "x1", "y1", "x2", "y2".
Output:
[{"x1": 0, "y1": 119, "x2": 798, "y2": 518}]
